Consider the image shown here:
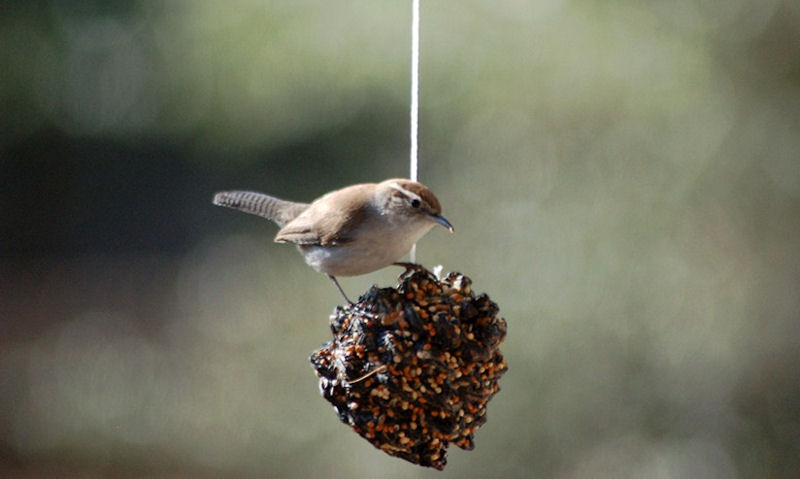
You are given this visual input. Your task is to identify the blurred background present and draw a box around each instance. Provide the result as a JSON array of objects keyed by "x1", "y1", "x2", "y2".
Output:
[{"x1": 1, "y1": 1, "x2": 798, "y2": 477}]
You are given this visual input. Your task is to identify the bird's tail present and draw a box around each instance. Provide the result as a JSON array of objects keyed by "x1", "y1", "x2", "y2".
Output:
[{"x1": 212, "y1": 191, "x2": 309, "y2": 227}]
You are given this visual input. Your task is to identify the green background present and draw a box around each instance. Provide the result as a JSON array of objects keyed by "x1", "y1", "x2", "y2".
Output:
[{"x1": 2, "y1": 1, "x2": 798, "y2": 477}]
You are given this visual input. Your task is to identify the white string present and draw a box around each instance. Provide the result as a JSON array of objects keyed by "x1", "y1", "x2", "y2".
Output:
[
  {"x1": 410, "y1": 0, "x2": 420, "y2": 183},
  {"x1": 409, "y1": 0, "x2": 420, "y2": 263}
]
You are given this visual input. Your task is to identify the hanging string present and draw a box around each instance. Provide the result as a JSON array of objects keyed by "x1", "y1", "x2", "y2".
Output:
[
  {"x1": 410, "y1": 0, "x2": 420, "y2": 184},
  {"x1": 409, "y1": 0, "x2": 420, "y2": 263}
]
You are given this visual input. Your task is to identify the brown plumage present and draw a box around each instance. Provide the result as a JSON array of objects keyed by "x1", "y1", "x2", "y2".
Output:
[
  {"x1": 274, "y1": 183, "x2": 374, "y2": 246},
  {"x1": 212, "y1": 191, "x2": 308, "y2": 228},
  {"x1": 212, "y1": 178, "x2": 453, "y2": 303}
]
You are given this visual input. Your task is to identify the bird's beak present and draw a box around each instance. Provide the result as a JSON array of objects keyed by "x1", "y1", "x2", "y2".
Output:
[{"x1": 431, "y1": 214, "x2": 454, "y2": 233}]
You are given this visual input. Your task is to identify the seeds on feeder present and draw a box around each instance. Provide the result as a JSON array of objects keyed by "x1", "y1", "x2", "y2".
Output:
[{"x1": 310, "y1": 266, "x2": 508, "y2": 470}]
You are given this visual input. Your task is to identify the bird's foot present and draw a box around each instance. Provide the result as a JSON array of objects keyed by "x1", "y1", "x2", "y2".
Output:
[{"x1": 392, "y1": 262, "x2": 426, "y2": 273}]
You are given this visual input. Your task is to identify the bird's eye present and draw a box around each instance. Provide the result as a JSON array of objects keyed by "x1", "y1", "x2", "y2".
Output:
[{"x1": 410, "y1": 198, "x2": 421, "y2": 208}]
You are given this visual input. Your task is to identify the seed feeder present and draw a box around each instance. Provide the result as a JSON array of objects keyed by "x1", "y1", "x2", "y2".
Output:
[{"x1": 310, "y1": 265, "x2": 508, "y2": 469}]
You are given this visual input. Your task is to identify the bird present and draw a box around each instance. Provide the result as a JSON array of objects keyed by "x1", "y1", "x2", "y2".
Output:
[{"x1": 212, "y1": 178, "x2": 453, "y2": 303}]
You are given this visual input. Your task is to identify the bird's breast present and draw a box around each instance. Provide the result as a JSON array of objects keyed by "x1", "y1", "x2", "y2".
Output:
[{"x1": 298, "y1": 221, "x2": 434, "y2": 277}]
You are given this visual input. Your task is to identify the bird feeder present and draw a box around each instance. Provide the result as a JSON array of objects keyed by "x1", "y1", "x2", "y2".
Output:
[{"x1": 310, "y1": 265, "x2": 508, "y2": 469}]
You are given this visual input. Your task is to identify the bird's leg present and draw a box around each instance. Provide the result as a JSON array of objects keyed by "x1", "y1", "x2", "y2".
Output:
[{"x1": 328, "y1": 275, "x2": 354, "y2": 305}]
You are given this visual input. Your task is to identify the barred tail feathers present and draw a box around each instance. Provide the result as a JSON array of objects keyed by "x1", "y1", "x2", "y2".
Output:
[{"x1": 212, "y1": 191, "x2": 308, "y2": 227}]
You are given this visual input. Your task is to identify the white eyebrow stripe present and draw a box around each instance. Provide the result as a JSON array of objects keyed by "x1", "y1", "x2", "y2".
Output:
[{"x1": 387, "y1": 182, "x2": 421, "y2": 201}]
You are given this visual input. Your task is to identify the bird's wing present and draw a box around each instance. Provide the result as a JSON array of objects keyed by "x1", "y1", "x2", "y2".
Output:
[
  {"x1": 212, "y1": 191, "x2": 309, "y2": 227},
  {"x1": 274, "y1": 184, "x2": 372, "y2": 246}
]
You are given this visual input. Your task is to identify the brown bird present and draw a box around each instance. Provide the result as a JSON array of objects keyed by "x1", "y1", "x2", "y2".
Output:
[{"x1": 213, "y1": 178, "x2": 453, "y2": 302}]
